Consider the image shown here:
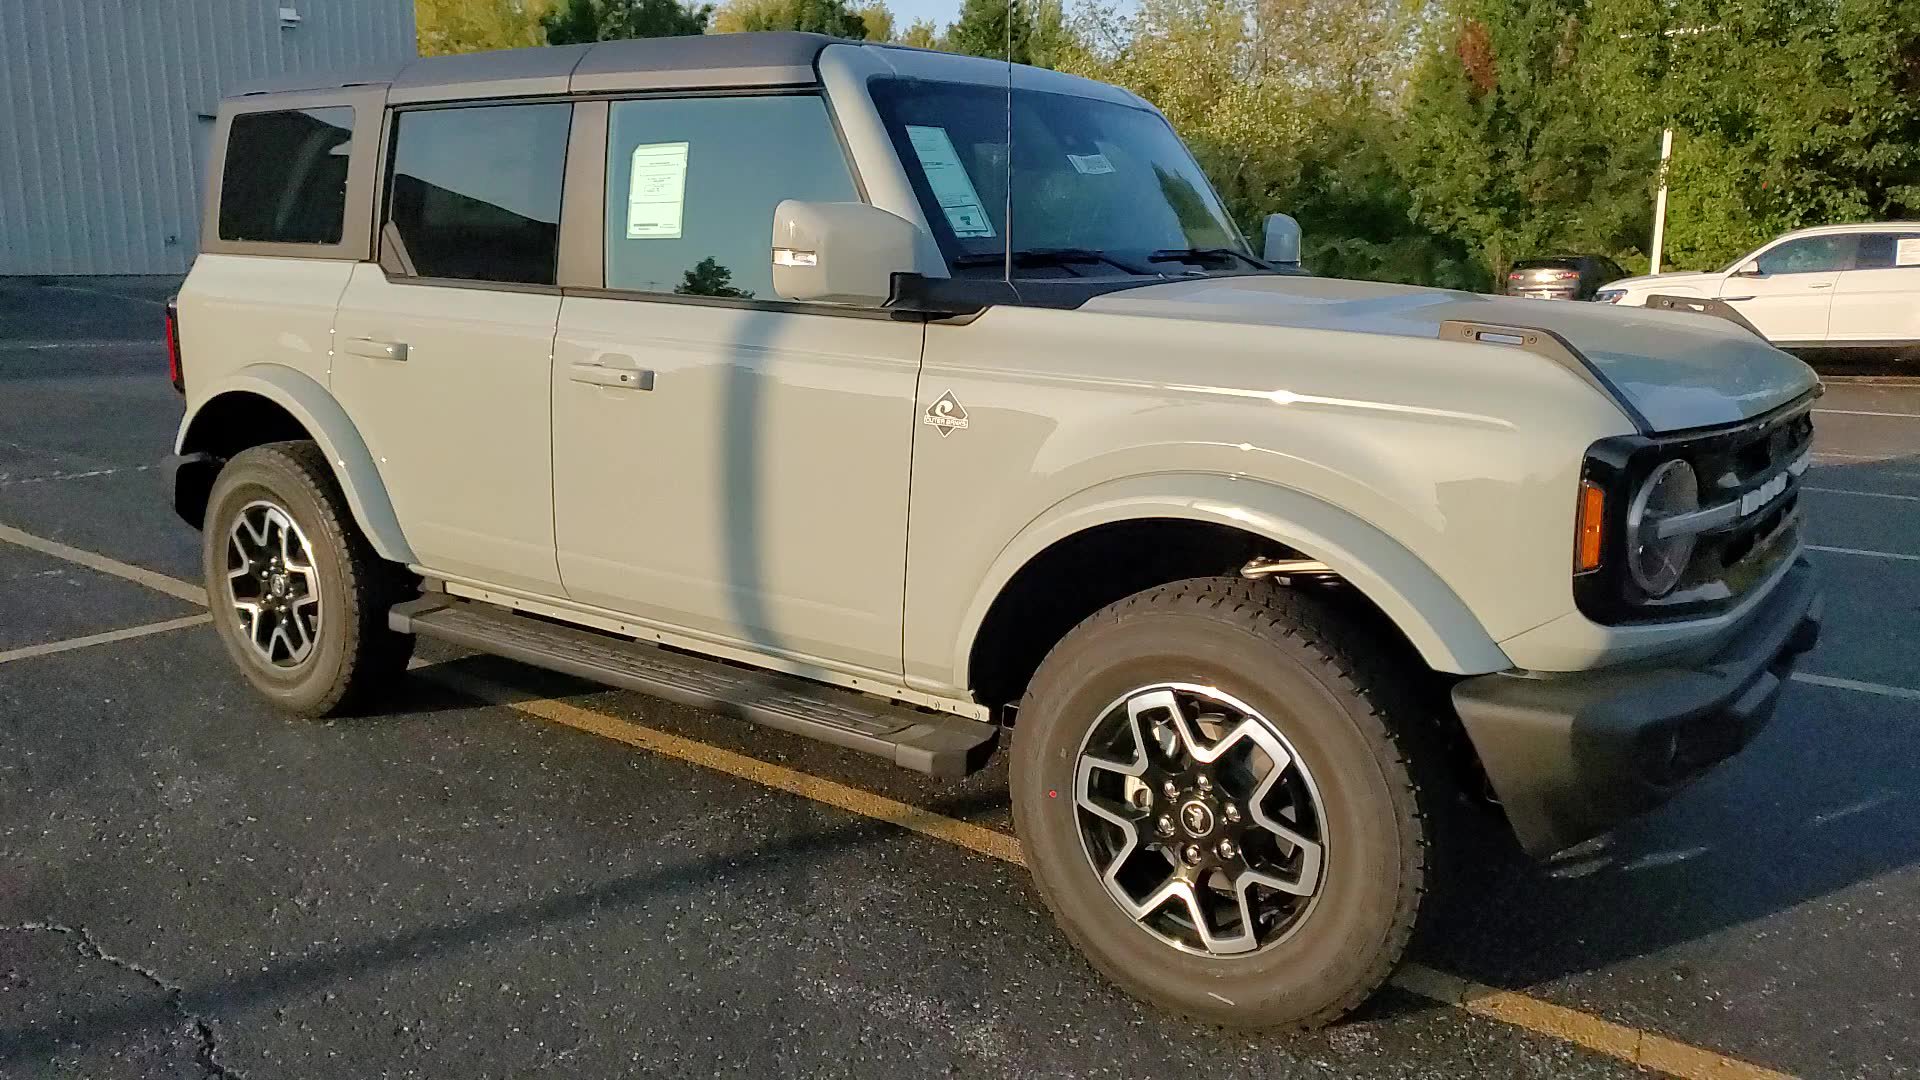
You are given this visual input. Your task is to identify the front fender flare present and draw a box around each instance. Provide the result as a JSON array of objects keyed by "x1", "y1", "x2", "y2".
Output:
[
  {"x1": 955, "y1": 473, "x2": 1511, "y2": 679},
  {"x1": 174, "y1": 365, "x2": 415, "y2": 565}
]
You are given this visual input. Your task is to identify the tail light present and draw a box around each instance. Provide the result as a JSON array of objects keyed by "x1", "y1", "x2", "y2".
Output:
[{"x1": 165, "y1": 296, "x2": 184, "y2": 393}]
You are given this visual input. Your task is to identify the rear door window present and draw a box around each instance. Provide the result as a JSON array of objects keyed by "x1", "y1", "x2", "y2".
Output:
[
  {"x1": 1853, "y1": 233, "x2": 1920, "y2": 270},
  {"x1": 383, "y1": 103, "x2": 572, "y2": 286},
  {"x1": 218, "y1": 108, "x2": 355, "y2": 244}
]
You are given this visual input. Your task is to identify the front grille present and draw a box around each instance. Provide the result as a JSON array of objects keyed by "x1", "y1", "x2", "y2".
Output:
[{"x1": 1577, "y1": 394, "x2": 1815, "y2": 624}]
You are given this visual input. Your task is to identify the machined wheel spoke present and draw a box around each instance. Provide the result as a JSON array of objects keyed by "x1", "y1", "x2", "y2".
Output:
[
  {"x1": 1073, "y1": 682, "x2": 1329, "y2": 958},
  {"x1": 224, "y1": 500, "x2": 323, "y2": 669}
]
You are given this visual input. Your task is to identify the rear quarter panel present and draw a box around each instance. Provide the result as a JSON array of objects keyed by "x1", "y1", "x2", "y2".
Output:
[{"x1": 175, "y1": 253, "x2": 353, "y2": 404}]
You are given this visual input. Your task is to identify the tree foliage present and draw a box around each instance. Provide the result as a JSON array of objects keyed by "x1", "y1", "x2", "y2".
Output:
[
  {"x1": 543, "y1": 0, "x2": 712, "y2": 43},
  {"x1": 418, "y1": 0, "x2": 550, "y2": 54},
  {"x1": 708, "y1": 0, "x2": 876, "y2": 37}
]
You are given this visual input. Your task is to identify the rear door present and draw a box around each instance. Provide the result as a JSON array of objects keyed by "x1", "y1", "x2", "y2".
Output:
[
  {"x1": 1829, "y1": 231, "x2": 1920, "y2": 344},
  {"x1": 330, "y1": 101, "x2": 573, "y2": 595},
  {"x1": 1718, "y1": 234, "x2": 1853, "y2": 345}
]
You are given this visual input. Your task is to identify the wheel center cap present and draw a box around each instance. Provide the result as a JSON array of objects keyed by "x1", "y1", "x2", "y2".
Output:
[
  {"x1": 1179, "y1": 799, "x2": 1215, "y2": 837},
  {"x1": 269, "y1": 573, "x2": 289, "y2": 598}
]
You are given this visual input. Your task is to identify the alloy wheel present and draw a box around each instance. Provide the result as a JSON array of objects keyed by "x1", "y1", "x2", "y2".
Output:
[{"x1": 224, "y1": 500, "x2": 322, "y2": 668}]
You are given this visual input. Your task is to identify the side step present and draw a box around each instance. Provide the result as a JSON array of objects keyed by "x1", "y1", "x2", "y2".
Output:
[{"x1": 391, "y1": 596, "x2": 998, "y2": 778}]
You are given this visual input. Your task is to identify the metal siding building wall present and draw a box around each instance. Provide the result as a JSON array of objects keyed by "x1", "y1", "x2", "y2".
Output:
[{"x1": 0, "y1": 0, "x2": 416, "y2": 275}]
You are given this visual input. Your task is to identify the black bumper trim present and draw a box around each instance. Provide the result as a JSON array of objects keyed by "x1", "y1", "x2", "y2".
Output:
[
  {"x1": 165, "y1": 452, "x2": 219, "y2": 530},
  {"x1": 1453, "y1": 556, "x2": 1821, "y2": 856}
]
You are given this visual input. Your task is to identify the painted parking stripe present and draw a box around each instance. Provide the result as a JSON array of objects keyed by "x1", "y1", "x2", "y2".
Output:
[
  {"x1": 0, "y1": 520, "x2": 1814, "y2": 1079},
  {"x1": 1792, "y1": 672, "x2": 1920, "y2": 702},
  {"x1": 1813, "y1": 408, "x2": 1920, "y2": 419},
  {"x1": 1806, "y1": 543, "x2": 1920, "y2": 563},
  {"x1": 0, "y1": 523, "x2": 206, "y2": 604},
  {"x1": 0, "y1": 614, "x2": 211, "y2": 666},
  {"x1": 1800, "y1": 486, "x2": 1920, "y2": 503}
]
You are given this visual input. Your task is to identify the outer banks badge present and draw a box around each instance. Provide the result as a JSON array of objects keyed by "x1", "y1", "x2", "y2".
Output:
[{"x1": 924, "y1": 391, "x2": 969, "y2": 437}]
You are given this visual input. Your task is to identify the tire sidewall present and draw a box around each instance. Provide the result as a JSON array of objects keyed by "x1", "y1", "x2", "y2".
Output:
[
  {"x1": 1012, "y1": 603, "x2": 1416, "y2": 1024},
  {"x1": 202, "y1": 451, "x2": 356, "y2": 713}
]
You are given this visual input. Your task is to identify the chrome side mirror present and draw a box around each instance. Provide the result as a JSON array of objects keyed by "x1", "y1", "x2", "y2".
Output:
[
  {"x1": 771, "y1": 201, "x2": 925, "y2": 307},
  {"x1": 1262, "y1": 213, "x2": 1303, "y2": 267}
]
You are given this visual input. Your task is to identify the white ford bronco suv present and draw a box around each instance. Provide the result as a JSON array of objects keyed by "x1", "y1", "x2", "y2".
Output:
[{"x1": 167, "y1": 33, "x2": 1823, "y2": 1028}]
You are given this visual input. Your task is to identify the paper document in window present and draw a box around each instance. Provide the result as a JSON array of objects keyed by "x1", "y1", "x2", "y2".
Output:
[
  {"x1": 626, "y1": 142, "x2": 689, "y2": 240},
  {"x1": 904, "y1": 125, "x2": 995, "y2": 239},
  {"x1": 1897, "y1": 237, "x2": 1920, "y2": 267},
  {"x1": 1067, "y1": 152, "x2": 1114, "y2": 175}
]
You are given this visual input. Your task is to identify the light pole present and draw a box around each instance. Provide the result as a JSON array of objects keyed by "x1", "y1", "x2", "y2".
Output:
[{"x1": 1650, "y1": 128, "x2": 1673, "y2": 274}]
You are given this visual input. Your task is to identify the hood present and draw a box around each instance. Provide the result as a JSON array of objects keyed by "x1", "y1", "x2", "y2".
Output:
[
  {"x1": 1080, "y1": 275, "x2": 1817, "y2": 432},
  {"x1": 1604, "y1": 269, "x2": 1720, "y2": 295}
]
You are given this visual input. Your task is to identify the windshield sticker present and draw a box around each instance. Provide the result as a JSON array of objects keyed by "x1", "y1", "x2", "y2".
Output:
[
  {"x1": 1067, "y1": 152, "x2": 1115, "y2": 176},
  {"x1": 904, "y1": 125, "x2": 996, "y2": 239},
  {"x1": 626, "y1": 142, "x2": 689, "y2": 240},
  {"x1": 1898, "y1": 237, "x2": 1920, "y2": 267}
]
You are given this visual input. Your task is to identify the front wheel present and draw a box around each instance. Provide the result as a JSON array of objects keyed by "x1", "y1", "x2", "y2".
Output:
[
  {"x1": 1011, "y1": 578, "x2": 1432, "y2": 1028},
  {"x1": 202, "y1": 441, "x2": 414, "y2": 716}
]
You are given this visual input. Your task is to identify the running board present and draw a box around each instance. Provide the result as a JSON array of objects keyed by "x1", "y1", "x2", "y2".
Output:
[{"x1": 391, "y1": 596, "x2": 998, "y2": 778}]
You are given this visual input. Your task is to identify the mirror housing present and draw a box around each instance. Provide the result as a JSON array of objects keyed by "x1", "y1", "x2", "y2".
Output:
[
  {"x1": 771, "y1": 201, "x2": 924, "y2": 306},
  {"x1": 1262, "y1": 213, "x2": 1303, "y2": 267},
  {"x1": 1734, "y1": 260, "x2": 1763, "y2": 278}
]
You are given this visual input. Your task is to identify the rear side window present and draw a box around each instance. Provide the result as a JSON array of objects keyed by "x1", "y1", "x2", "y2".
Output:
[
  {"x1": 383, "y1": 103, "x2": 571, "y2": 286},
  {"x1": 603, "y1": 95, "x2": 858, "y2": 299},
  {"x1": 1854, "y1": 233, "x2": 1920, "y2": 270},
  {"x1": 218, "y1": 108, "x2": 355, "y2": 245}
]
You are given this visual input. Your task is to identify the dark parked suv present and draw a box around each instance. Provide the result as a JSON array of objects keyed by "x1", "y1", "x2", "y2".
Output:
[{"x1": 1505, "y1": 255, "x2": 1628, "y2": 300}]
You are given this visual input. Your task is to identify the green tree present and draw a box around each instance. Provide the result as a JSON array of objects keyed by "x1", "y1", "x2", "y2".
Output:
[
  {"x1": 543, "y1": 0, "x2": 711, "y2": 43},
  {"x1": 418, "y1": 0, "x2": 550, "y2": 54},
  {"x1": 676, "y1": 257, "x2": 755, "y2": 298},
  {"x1": 945, "y1": 0, "x2": 1033, "y2": 61},
  {"x1": 897, "y1": 17, "x2": 942, "y2": 47},
  {"x1": 708, "y1": 0, "x2": 872, "y2": 36}
]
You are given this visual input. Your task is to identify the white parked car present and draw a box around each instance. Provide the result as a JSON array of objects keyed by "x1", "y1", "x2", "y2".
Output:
[{"x1": 1598, "y1": 222, "x2": 1920, "y2": 354}]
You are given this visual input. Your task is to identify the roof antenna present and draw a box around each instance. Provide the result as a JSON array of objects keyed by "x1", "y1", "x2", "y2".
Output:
[{"x1": 1002, "y1": 0, "x2": 1014, "y2": 289}]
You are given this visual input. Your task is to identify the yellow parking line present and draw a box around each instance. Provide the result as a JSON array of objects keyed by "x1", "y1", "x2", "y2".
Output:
[
  {"x1": 0, "y1": 613, "x2": 211, "y2": 666},
  {"x1": 0, "y1": 523, "x2": 207, "y2": 605},
  {"x1": 0, "y1": 519, "x2": 1799, "y2": 1080}
]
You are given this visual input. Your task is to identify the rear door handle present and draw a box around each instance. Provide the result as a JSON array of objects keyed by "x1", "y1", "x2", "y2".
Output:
[
  {"x1": 1809, "y1": 282, "x2": 1834, "y2": 289},
  {"x1": 344, "y1": 338, "x2": 408, "y2": 361},
  {"x1": 568, "y1": 362, "x2": 654, "y2": 390}
]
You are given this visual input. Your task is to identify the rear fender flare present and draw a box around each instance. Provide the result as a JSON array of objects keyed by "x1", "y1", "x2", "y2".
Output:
[
  {"x1": 955, "y1": 473, "x2": 1511, "y2": 680},
  {"x1": 174, "y1": 365, "x2": 415, "y2": 564}
]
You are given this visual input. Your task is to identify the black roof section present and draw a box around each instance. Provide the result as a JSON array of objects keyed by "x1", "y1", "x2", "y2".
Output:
[{"x1": 233, "y1": 32, "x2": 838, "y2": 102}]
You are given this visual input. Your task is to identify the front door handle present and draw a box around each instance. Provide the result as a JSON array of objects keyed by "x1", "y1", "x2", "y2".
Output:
[
  {"x1": 1808, "y1": 281, "x2": 1834, "y2": 289},
  {"x1": 568, "y1": 362, "x2": 654, "y2": 390},
  {"x1": 344, "y1": 338, "x2": 408, "y2": 361}
]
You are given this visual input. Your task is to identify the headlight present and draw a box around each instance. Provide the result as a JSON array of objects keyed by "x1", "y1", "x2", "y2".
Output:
[
  {"x1": 1594, "y1": 289, "x2": 1626, "y2": 304},
  {"x1": 1627, "y1": 459, "x2": 1699, "y2": 596}
]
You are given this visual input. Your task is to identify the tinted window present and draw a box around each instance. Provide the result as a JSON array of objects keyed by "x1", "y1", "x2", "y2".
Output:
[
  {"x1": 1853, "y1": 233, "x2": 1920, "y2": 270},
  {"x1": 1755, "y1": 235, "x2": 1853, "y2": 275},
  {"x1": 385, "y1": 104, "x2": 571, "y2": 285},
  {"x1": 218, "y1": 108, "x2": 354, "y2": 245},
  {"x1": 604, "y1": 96, "x2": 858, "y2": 299}
]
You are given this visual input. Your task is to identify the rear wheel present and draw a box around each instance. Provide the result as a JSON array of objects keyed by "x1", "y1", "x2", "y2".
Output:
[
  {"x1": 1011, "y1": 577, "x2": 1432, "y2": 1028},
  {"x1": 203, "y1": 441, "x2": 413, "y2": 715}
]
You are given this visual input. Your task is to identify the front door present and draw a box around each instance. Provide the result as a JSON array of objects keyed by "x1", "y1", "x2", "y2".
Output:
[
  {"x1": 551, "y1": 93, "x2": 922, "y2": 681},
  {"x1": 330, "y1": 101, "x2": 574, "y2": 594},
  {"x1": 1719, "y1": 233, "x2": 1853, "y2": 345}
]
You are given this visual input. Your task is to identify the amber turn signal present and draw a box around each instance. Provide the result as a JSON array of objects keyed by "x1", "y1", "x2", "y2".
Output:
[{"x1": 1574, "y1": 479, "x2": 1606, "y2": 573}]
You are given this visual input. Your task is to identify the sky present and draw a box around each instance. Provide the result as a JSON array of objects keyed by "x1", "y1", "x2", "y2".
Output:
[{"x1": 886, "y1": 0, "x2": 962, "y2": 27}]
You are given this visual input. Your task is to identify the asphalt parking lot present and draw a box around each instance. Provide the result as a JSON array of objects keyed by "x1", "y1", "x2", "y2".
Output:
[{"x1": 3, "y1": 278, "x2": 1916, "y2": 1079}]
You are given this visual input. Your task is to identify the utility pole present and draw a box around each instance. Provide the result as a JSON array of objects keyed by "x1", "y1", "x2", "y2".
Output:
[{"x1": 1650, "y1": 128, "x2": 1673, "y2": 274}]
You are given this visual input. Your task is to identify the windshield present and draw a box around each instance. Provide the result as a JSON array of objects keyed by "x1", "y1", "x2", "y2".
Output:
[{"x1": 869, "y1": 78, "x2": 1248, "y2": 276}]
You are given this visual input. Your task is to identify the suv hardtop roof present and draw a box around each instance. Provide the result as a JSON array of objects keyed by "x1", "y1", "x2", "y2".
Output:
[{"x1": 234, "y1": 31, "x2": 881, "y2": 103}]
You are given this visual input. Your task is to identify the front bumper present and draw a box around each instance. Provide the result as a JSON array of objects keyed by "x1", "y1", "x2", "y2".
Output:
[{"x1": 1452, "y1": 556, "x2": 1821, "y2": 856}]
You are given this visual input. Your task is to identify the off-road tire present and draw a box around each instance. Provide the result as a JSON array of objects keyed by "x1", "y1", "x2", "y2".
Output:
[
  {"x1": 1010, "y1": 577, "x2": 1433, "y2": 1029},
  {"x1": 202, "y1": 441, "x2": 414, "y2": 716}
]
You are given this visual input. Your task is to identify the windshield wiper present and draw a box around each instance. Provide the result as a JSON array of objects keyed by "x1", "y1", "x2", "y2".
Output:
[
  {"x1": 1146, "y1": 247, "x2": 1273, "y2": 271},
  {"x1": 952, "y1": 247, "x2": 1149, "y2": 276}
]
